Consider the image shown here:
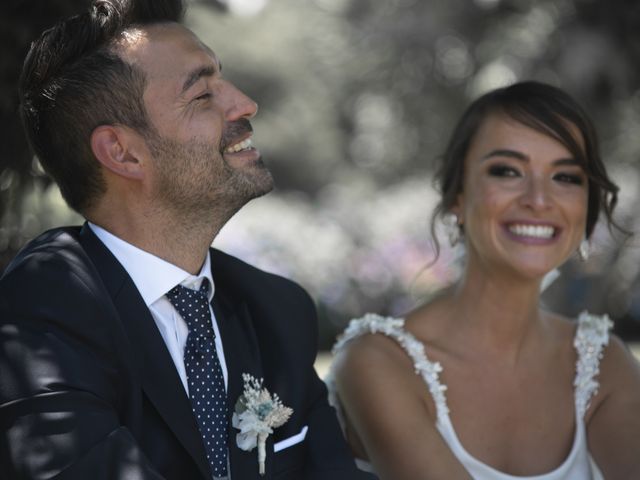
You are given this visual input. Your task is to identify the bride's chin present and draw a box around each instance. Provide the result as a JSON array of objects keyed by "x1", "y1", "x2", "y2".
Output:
[{"x1": 508, "y1": 255, "x2": 568, "y2": 279}]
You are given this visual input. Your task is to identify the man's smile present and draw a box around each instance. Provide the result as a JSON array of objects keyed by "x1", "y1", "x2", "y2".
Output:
[{"x1": 224, "y1": 136, "x2": 253, "y2": 154}]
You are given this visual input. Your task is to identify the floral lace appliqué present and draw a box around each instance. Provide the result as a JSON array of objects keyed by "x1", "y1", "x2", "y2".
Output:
[
  {"x1": 573, "y1": 311, "x2": 613, "y2": 418},
  {"x1": 330, "y1": 313, "x2": 450, "y2": 420}
]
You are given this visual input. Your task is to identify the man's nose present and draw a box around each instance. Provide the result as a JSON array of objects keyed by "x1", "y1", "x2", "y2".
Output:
[{"x1": 223, "y1": 80, "x2": 258, "y2": 121}]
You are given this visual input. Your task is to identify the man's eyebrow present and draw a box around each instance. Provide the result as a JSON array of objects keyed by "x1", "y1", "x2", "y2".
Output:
[
  {"x1": 180, "y1": 65, "x2": 217, "y2": 96},
  {"x1": 481, "y1": 148, "x2": 580, "y2": 166}
]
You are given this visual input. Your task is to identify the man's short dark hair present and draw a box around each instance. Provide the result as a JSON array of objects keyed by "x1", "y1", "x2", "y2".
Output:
[{"x1": 19, "y1": 0, "x2": 184, "y2": 214}]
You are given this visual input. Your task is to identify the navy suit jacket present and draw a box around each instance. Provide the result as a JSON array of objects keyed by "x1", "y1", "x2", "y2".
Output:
[{"x1": 0, "y1": 225, "x2": 372, "y2": 479}]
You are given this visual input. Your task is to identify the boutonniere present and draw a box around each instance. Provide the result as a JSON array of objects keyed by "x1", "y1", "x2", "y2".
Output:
[{"x1": 232, "y1": 373, "x2": 293, "y2": 475}]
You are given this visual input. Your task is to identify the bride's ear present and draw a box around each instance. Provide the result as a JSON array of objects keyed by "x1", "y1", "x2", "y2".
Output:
[{"x1": 450, "y1": 193, "x2": 464, "y2": 226}]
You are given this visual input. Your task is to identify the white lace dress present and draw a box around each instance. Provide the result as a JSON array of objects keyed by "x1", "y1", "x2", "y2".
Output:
[{"x1": 327, "y1": 311, "x2": 612, "y2": 479}]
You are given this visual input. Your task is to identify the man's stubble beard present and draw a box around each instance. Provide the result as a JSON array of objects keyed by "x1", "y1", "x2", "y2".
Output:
[{"x1": 147, "y1": 133, "x2": 274, "y2": 225}]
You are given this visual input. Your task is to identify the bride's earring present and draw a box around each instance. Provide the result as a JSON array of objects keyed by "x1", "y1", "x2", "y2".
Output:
[
  {"x1": 443, "y1": 212, "x2": 461, "y2": 246},
  {"x1": 578, "y1": 238, "x2": 590, "y2": 261}
]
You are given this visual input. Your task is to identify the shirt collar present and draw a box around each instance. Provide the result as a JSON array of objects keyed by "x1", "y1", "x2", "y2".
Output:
[{"x1": 88, "y1": 222, "x2": 215, "y2": 306}]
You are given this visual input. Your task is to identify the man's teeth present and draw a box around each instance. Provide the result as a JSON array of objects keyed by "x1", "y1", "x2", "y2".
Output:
[
  {"x1": 224, "y1": 137, "x2": 252, "y2": 153},
  {"x1": 509, "y1": 224, "x2": 555, "y2": 239}
]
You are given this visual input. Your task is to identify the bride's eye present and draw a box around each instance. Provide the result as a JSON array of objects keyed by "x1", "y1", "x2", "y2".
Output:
[
  {"x1": 553, "y1": 172, "x2": 584, "y2": 185},
  {"x1": 488, "y1": 164, "x2": 521, "y2": 178}
]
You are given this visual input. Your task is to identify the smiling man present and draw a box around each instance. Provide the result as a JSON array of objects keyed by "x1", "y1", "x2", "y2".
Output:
[{"x1": 0, "y1": 1, "x2": 370, "y2": 479}]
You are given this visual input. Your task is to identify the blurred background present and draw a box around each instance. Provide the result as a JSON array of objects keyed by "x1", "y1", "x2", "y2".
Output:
[{"x1": 3, "y1": 0, "x2": 640, "y2": 352}]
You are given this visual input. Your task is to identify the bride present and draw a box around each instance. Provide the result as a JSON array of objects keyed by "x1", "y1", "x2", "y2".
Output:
[{"x1": 328, "y1": 82, "x2": 640, "y2": 479}]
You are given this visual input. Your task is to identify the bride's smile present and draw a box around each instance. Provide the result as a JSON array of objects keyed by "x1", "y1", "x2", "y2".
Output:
[{"x1": 453, "y1": 113, "x2": 588, "y2": 280}]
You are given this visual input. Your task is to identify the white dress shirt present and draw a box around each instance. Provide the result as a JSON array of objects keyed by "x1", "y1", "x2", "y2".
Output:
[{"x1": 88, "y1": 223, "x2": 228, "y2": 394}]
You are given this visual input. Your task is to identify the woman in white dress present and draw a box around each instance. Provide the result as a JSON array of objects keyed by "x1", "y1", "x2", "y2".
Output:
[{"x1": 329, "y1": 82, "x2": 640, "y2": 479}]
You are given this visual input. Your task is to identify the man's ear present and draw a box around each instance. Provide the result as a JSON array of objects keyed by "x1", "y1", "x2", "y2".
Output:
[{"x1": 90, "y1": 125, "x2": 148, "y2": 180}]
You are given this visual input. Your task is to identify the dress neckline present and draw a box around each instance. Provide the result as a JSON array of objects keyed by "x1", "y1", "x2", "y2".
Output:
[
  {"x1": 331, "y1": 311, "x2": 611, "y2": 479},
  {"x1": 436, "y1": 396, "x2": 586, "y2": 479},
  {"x1": 374, "y1": 316, "x2": 584, "y2": 478}
]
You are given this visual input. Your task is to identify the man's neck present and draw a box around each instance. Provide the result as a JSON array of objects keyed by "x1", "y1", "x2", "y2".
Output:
[{"x1": 87, "y1": 209, "x2": 227, "y2": 275}]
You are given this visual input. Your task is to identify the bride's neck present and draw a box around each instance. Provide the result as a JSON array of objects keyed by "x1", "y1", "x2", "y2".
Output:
[{"x1": 448, "y1": 264, "x2": 546, "y2": 360}]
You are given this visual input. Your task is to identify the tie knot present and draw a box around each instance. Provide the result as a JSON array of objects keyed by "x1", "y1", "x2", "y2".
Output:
[
  {"x1": 197, "y1": 277, "x2": 211, "y2": 297},
  {"x1": 166, "y1": 278, "x2": 213, "y2": 335}
]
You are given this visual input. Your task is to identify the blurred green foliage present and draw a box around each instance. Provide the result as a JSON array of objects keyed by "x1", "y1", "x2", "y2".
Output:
[{"x1": 2, "y1": 0, "x2": 640, "y2": 346}]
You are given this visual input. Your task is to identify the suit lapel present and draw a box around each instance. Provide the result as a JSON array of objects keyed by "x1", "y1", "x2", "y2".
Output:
[
  {"x1": 78, "y1": 224, "x2": 211, "y2": 479},
  {"x1": 211, "y1": 257, "x2": 270, "y2": 479}
]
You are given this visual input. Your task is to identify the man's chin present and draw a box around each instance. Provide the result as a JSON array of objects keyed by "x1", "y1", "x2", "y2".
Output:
[
  {"x1": 235, "y1": 162, "x2": 274, "y2": 199},
  {"x1": 250, "y1": 168, "x2": 275, "y2": 198}
]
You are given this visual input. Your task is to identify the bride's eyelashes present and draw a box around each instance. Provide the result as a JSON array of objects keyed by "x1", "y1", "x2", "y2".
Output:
[
  {"x1": 486, "y1": 163, "x2": 586, "y2": 187},
  {"x1": 552, "y1": 171, "x2": 585, "y2": 185},
  {"x1": 487, "y1": 164, "x2": 521, "y2": 178}
]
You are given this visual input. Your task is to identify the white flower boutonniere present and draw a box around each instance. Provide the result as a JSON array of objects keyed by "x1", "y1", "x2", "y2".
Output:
[{"x1": 232, "y1": 373, "x2": 293, "y2": 475}]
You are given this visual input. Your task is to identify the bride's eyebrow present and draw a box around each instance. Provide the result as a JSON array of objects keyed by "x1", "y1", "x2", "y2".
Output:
[
  {"x1": 481, "y1": 149, "x2": 528, "y2": 162},
  {"x1": 480, "y1": 149, "x2": 579, "y2": 166}
]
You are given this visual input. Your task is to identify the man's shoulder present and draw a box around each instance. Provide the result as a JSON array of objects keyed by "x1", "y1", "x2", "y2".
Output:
[
  {"x1": 0, "y1": 225, "x2": 119, "y2": 343},
  {"x1": 0, "y1": 225, "x2": 93, "y2": 294},
  {"x1": 209, "y1": 247, "x2": 314, "y2": 312},
  {"x1": 210, "y1": 247, "x2": 303, "y2": 291},
  {"x1": 209, "y1": 247, "x2": 258, "y2": 272},
  {"x1": 2, "y1": 225, "x2": 83, "y2": 272}
]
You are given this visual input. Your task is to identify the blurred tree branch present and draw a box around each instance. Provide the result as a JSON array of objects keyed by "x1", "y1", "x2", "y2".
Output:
[{"x1": 1, "y1": 1, "x2": 89, "y2": 267}]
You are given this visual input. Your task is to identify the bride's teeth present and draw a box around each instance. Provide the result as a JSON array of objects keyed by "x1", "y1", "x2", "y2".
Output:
[
  {"x1": 509, "y1": 224, "x2": 555, "y2": 239},
  {"x1": 225, "y1": 137, "x2": 253, "y2": 153}
]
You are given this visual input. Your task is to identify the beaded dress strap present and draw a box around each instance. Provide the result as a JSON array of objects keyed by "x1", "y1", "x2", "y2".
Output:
[
  {"x1": 573, "y1": 311, "x2": 613, "y2": 418},
  {"x1": 331, "y1": 313, "x2": 450, "y2": 420}
]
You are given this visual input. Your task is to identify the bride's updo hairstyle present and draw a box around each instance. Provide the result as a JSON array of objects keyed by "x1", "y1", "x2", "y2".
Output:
[{"x1": 431, "y1": 81, "x2": 620, "y2": 250}]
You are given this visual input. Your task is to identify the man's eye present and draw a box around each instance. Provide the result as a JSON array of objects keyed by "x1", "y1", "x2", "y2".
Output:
[
  {"x1": 195, "y1": 93, "x2": 212, "y2": 101},
  {"x1": 554, "y1": 172, "x2": 584, "y2": 185},
  {"x1": 488, "y1": 165, "x2": 520, "y2": 178}
]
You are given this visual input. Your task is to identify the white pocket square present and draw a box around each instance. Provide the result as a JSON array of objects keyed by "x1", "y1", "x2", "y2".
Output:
[{"x1": 273, "y1": 425, "x2": 308, "y2": 452}]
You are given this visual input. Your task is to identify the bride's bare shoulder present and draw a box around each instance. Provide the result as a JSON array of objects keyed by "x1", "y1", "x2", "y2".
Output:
[
  {"x1": 334, "y1": 301, "x2": 449, "y2": 385},
  {"x1": 333, "y1": 321, "x2": 414, "y2": 379}
]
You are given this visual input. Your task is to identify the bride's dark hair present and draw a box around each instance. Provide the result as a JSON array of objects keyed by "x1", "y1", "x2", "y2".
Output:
[{"x1": 430, "y1": 81, "x2": 621, "y2": 258}]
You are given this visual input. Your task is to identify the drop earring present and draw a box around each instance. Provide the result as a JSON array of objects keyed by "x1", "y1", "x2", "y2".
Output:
[
  {"x1": 578, "y1": 238, "x2": 590, "y2": 261},
  {"x1": 443, "y1": 212, "x2": 460, "y2": 247}
]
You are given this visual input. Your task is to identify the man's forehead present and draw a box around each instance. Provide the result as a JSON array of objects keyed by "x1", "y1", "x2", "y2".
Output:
[{"x1": 117, "y1": 23, "x2": 220, "y2": 71}]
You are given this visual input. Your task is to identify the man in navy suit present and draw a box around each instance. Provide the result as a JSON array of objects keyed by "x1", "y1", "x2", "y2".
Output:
[{"x1": 0, "y1": 1, "x2": 372, "y2": 478}]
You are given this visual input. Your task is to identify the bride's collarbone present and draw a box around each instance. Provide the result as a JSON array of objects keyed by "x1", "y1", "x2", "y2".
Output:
[
  {"x1": 447, "y1": 398, "x2": 577, "y2": 476},
  {"x1": 399, "y1": 319, "x2": 577, "y2": 474},
  {"x1": 441, "y1": 356, "x2": 576, "y2": 474}
]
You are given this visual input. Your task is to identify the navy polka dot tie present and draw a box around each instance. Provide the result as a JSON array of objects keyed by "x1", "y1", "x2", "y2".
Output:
[{"x1": 166, "y1": 279, "x2": 228, "y2": 478}]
